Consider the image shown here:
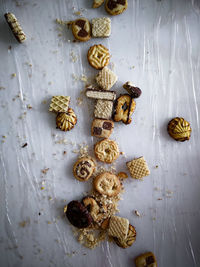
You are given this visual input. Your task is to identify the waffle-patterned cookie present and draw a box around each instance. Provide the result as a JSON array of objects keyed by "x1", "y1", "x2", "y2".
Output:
[
  {"x1": 105, "y1": 0, "x2": 128, "y2": 16},
  {"x1": 4, "y1": 13, "x2": 26, "y2": 43},
  {"x1": 91, "y1": 118, "x2": 114, "y2": 138},
  {"x1": 72, "y1": 18, "x2": 91, "y2": 42},
  {"x1": 94, "y1": 138, "x2": 119, "y2": 163},
  {"x1": 96, "y1": 67, "x2": 118, "y2": 90},
  {"x1": 126, "y1": 157, "x2": 150, "y2": 179},
  {"x1": 114, "y1": 224, "x2": 136, "y2": 248},
  {"x1": 167, "y1": 117, "x2": 191, "y2": 142},
  {"x1": 108, "y1": 216, "x2": 129, "y2": 240},
  {"x1": 87, "y1": 44, "x2": 110, "y2": 70},
  {"x1": 93, "y1": 0, "x2": 104, "y2": 8},
  {"x1": 94, "y1": 100, "x2": 113, "y2": 119},
  {"x1": 56, "y1": 109, "x2": 77, "y2": 131},
  {"x1": 135, "y1": 252, "x2": 157, "y2": 267},
  {"x1": 92, "y1": 17, "x2": 111, "y2": 38},
  {"x1": 49, "y1": 96, "x2": 70, "y2": 113}
]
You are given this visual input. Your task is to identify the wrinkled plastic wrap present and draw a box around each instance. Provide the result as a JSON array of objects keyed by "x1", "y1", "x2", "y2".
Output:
[{"x1": 0, "y1": 0, "x2": 200, "y2": 266}]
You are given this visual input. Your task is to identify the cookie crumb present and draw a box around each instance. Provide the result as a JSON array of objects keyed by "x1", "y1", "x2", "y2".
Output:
[
  {"x1": 11, "y1": 73, "x2": 16, "y2": 78},
  {"x1": 134, "y1": 210, "x2": 141, "y2": 217},
  {"x1": 41, "y1": 168, "x2": 49, "y2": 174},
  {"x1": 21, "y1": 143, "x2": 28, "y2": 148}
]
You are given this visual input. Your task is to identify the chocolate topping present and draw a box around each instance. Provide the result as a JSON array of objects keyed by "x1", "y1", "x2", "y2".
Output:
[
  {"x1": 78, "y1": 29, "x2": 88, "y2": 37},
  {"x1": 93, "y1": 127, "x2": 102, "y2": 135},
  {"x1": 75, "y1": 19, "x2": 86, "y2": 28},
  {"x1": 103, "y1": 122, "x2": 112, "y2": 130},
  {"x1": 146, "y1": 256, "x2": 155, "y2": 265},
  {"x1": 107, "y1": 0, "x2": 125, "y2": 10}
]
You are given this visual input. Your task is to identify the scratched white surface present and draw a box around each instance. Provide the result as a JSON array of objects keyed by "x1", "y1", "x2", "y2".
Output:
[{"x1": 0, "y1": 0, "x2": 200, "y2": 266}]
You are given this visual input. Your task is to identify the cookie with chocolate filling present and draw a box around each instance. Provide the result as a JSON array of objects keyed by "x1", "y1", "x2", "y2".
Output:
[
  {"x1": 72, "y1": 18, "x2": 91, "y2": 42},
  {"x1": 105, "y1": 0, "x2": 128, "y2": 16},
  {"x1": 113, "y1": 94, "x2": 136, "y2": 124}
]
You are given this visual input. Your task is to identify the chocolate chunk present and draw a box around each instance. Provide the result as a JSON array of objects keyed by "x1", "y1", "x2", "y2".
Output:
[
  {"x1": 103, "y1": 122, "x2": 112, "y2": 130},
  {"x1": 78, "y1": 29, "x2": 88, "y2": 37},
  {"x1": 117, "y1": 0, "x2": 125, "y2": 5},
  {"x1": 66, "y1": 201, "x2": 92, "y2": 228},
  {"x1": 122, "y1": 102, "x2": 128, "y2": 111},
  {"x1": 93, "y1": 127, "x2": 102, "y2": 135},
  {"x1": 146, "y1": 256, "x2": 155, "y2": 265},
  {"x1": 107, "y1": 0, "x2": 118, "y2": 10},
  {"x1": 75, "y1": 19, "x2": 86, "y2": 28}
]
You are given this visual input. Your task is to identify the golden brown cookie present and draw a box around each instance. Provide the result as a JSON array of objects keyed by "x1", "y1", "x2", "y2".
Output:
[
  {"x1": 72, "y1": 18, "x2": 91, "y2": 42},
  {"x1": 167, "y1": 117, "x2": 191, "y2": 142},
  {"x1": 73, "y1": 157, "x2": 96, "y2": 181},
  {"x1": 91, "y1": 119, "x2": 114, "y2": 138},
  {"x1": 108, "y1": 215, "x2": 129, "y2": 240},
  {"x1": 87, "y1": 44, "x2": 110, "y2": 70},
  {"x1": 96, "y1": 67, "x2": 118, "y2": 90},
  {"x1": 113, "y1": 94, "x2": 136, "y2": 124},
  {"x1": 91, "y1": 17, "x2": 111, "y2": 38},
  {"x1": 105, "y1": 0, "x2": 128, "y2": 16},
  {"x1": 135, "y1": 252, "x2": 157, "y2": 267},
  {"x1": 93, "y1": 172, "x2": 121, "y2": 196},
  {"x1": 94, "y1": 138, "x2": 119, "y2": 163},
  {"x1": 126, "y1": 156, "x2": 150, "y2": 179},
  {"x1": 49, "y1": 96, "x2": 70, "y2": 113},
  {"x1": 93, "y1": 0, "x2": 105, "y2": 8},
  {"x1": 114, "y1": 224, "x2": 136, "y2": 248},
  {"x1": 56, "y1": 108, "x2": 77, "y2": 131}
]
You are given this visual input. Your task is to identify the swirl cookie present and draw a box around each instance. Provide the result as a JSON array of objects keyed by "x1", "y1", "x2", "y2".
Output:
[
  {"x1": 72, "y1": 18, "x2": 91, "y2": 42},
  {"x1": 105, "y1": 0, "x2": 128, "y2": 16},
  {"x1": 113, "y1": 94, "x2": 136, "y2": 124},
  {"x1": 167, "y1": 117, "x2": 191, "y2": 142},
  {"x1": 94, "y1": 138, "x2": 119, "y2": 163},
  {"x1": 93, "y1": 172, "x2": 121, "y2": 196},
  {"x1": 87, "y1": 44, "x2": 110, "y2": 70},
  {"x1": 56, "y1": 108, "x2": 77, "y2": 131},
  {"x1": 114, "y1": 224, "x2": 136, "y2": 248},
  {"x1": 73, "y1": 157, "x2": 96, "y2": 182}
]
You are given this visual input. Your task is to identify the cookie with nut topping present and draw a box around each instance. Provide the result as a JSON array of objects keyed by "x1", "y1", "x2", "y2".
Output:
[
  {"x1": 72, "y1": 18, "x2": 91, "y2": 42},
  {"x1": 105, "y1": 0, "x2": 128, "y2": 16}
]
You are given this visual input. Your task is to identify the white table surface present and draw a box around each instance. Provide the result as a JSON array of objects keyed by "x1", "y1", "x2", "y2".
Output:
[{"x1": 0, "y1": 0, "x2": 200, "y2": 266}]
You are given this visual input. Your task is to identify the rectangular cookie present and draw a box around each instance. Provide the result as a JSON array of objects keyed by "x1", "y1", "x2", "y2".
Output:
[
  {"x1": 96, "y1": 67, "x2": 118, "y2": 90},
  {"x1": 108, "y1": 215, "x2": 129, "y2": 240},
  {"x1": 91, "y1": 118, "x2": 114, "y2": 138},
  {"x1": 49, "y1": 96, "x2": 70, "y2": 113},
  {"x1": 92, "y1": 17, "x2": 111, "y2": 38},
  {"x1": 4, "y1": 13, "x2": 26, "y2": 43},
  {"x1": 86, "y1": 88, "x2": 116, "y2": 101},
  {"x1": 126, "y1": 156, "x2": 150, "y2": 179},
  {"x1": 94, "y1": 99, "x2": 113, "y2": 119}
]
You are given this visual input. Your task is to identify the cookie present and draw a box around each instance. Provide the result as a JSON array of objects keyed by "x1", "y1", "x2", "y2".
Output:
[
  {"x1": 87, "y1": 44, "x2": 110, "y2": 70},
  {"x1": 126, "y1": 156, "x2": 150, "y2": 179},
  {"x1": 94, "y1": 100, "x2": 113, "y2": 119},
  {"x1": 86, "y1": 87, "x2": 116, "y2": 101},
  {"x1": 167, "y1": 117, "x2": 191, "y2": 142},
  {"x1": 92, "y1": 17, "x2": 111, "y2": 38},
  {"x1": 94, "y1": 138, "x2": 119, "y2": 163},
  {"x1": 4, "y1": 13, "x2": 26, "y2": 43},
  {"x1": 72, "y1": 18, "x2": 91, "y2": 42},
  {"x1": 123, "y1": 82, "x2": 142, "y2": 98},
  {"x1": 82, "y1": 196, "x2": 100, "y2": 219},
  {"x1": 66, "y1": 200, "x2": 93, "y2": 228},
  {"x1": 92, "y1": 0, "x2": 104, "y2": 8},
  {"x1": 91, "y1": 119, "x2": 114, "y2": 138},
  {"x1": 113, "y1": 94, "x2": 136, "y2": 124},
  {"x1": 114, "y1": 224, "x2": 136, "y2": 248},
  {"x1": 105, "y1": 0, "x2": 128, "y2": 16},
  {"x1": 108, "y1": 216, "x2": 129, "y2": 240},
  {"x1": 49, "y1": 96, "x2": 70, "y2": 113},
  {"x1": 73, "y1": 157, "x2": 96, "y2": 181},
  {"x1": 135, "y1": 252, "x2": 157, "y2": 267},
  {"x1": 93, "y1": 172, "x2": 121, "y2": 196},
  {"x1": 96, "y1": 67, "x2": 118, "y2": 90},
  {"x1": 56, "y1": 108, "x2": 77, "y2": 131}
]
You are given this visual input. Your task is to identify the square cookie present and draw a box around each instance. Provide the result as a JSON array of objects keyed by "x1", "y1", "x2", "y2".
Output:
[
  {"x1": 94, "y1": 99, "x2": 113, "y2": 119},
  {"x1": 91, "y1": 118, "x2": 114, "y2": 138},
  {"x1": 135, "y1": 252, "x2": 157, "y2": 267},
  {"x1": 49, "y1": 96, "x2": 70, "y2": 113},
  {"x1": 96, "y1": 67, "x2": 118, "y2": 90},
  {"x1": 108, "y1": 215, "x2": 129, "y2": 240},
  {"x1": 126, "y1": 156, "x2": 150, "y2": 179},
  {"x1": 92, "y1": 17, "x2": 111, "y2": 38}
]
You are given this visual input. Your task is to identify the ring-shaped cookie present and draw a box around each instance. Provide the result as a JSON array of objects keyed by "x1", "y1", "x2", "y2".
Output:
[{"x1": 94, "y1": 138, "x2": 119, "y2": 163}]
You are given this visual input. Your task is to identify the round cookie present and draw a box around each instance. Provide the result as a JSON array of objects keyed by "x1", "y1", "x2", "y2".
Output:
[
  {"x1": 56, "y1": 108, "x2": 77, "y2": 131},
  {"x1": 94, "y1": 138, "x2": 119, "y2": 163},
  {"x1": 87, "y1": 44, "x2": 110, "y2": 70},
  {"x1": 93, "y1": 172, "x2": 121, "y2": 197},
  {"x1": 73, "y1": 156, "x2": 96, "y2": 181},
  {"x1": 114, "y1": 224, "x2": 136, "y2": 248},
  {"x1": 113, "y1": 94, "x2": 136, "y2": 124},
  {"x1": 167, "y1": 117, "x2": 191, "y2": 142},
  {"x1": 72, "y1": 18, "x2": 91, "y2": 42},
  {"x1": 105, "y1": 0, "x2": 128, "y2": 16},
  {"x1": 66, "y1": 200, "x2": 93, "y2": 228}
]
